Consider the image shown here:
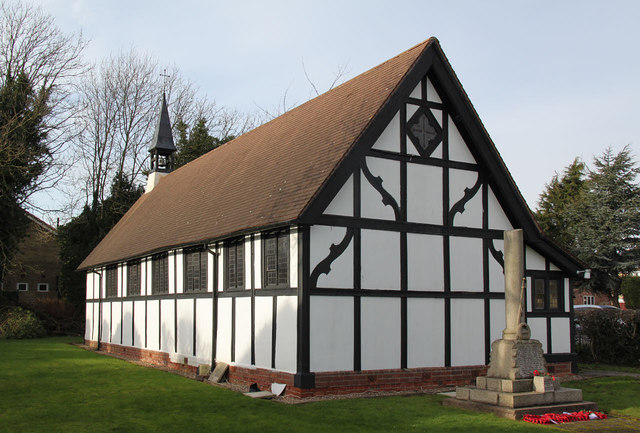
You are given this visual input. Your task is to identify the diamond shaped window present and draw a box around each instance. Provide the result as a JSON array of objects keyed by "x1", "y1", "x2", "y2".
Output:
[{"x1": 407, "y1": 107, "x2": 442, "y2": 157}]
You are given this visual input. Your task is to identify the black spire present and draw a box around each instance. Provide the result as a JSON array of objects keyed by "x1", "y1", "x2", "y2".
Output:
[{"x1": 149, "y1": 93, "x2": 176, "y2": 173}]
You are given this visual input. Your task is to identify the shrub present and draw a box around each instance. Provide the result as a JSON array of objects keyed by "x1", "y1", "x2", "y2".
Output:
[
  {"x1": 0, "y1": 306, "x2": 46, "y2": 339},
  {"x1": 575, "y1": 308, "x2": 640, "y2": 365},
  {"x1": 30, "y1": 298, "x2": 84, "y2": 335},
  {"x1": 622, "y1": 276, "x2": 640, "y2": 309}
]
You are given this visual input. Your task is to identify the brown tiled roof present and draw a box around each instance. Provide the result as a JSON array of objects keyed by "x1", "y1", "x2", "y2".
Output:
[{"x1": 79, "y1": 38, "x2": 436, "y2": 270}]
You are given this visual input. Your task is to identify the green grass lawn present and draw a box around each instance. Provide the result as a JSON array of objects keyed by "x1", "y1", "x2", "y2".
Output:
[
  {"x1": 578, "y1": 363, "x2": 640, "y2": 375},
  {"x1": 0, "y1": 338, "x2": 635, "y2": 433}
]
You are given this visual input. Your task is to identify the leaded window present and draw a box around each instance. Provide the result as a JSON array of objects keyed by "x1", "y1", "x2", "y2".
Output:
[
  {"x1": 127, "y1": 259, "x2": 141, "y2": 296},
  {"x1": 184, "y1": 247, "x2": 207, "y2": 292},
  {"x1": 263, "y1": 229, "x2": 289, "y2": 288},
  {"x1": 152, "y1": 253, "x2": 169, "y2": 294},
  {"x1": 531, "y1": 276, "x2": 563, "y2": 312},
  {"x1": 225, "y1": 238, "x2": 244, "y2": 290},
  {"x1": 105, "y1": 265, "x2": 117, "y2": 298}
]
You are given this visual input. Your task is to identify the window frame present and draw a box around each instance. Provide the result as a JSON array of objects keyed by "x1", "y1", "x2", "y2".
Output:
[
  {"x1": 17, "y1": 282, "x2": 28, "y2": 291},
  {"x1": 583, "y1": 295, "x2": 595, "y2": 305},
  {"x1": 183, "y1": 246, "x2": 208, "y2": 293},
  {"x1": 262, "y1": 228, "x2": 290, "y2": 289},
  {"x1": 105, "y1": 265, "x2": 118, "y2": 298},
  {"x1": 151, "y1": 253, "x2": 169, "y2": 295},
  {"x1": 530, "y1": 273, "x2": 564, "y2": 312},
  {"x1": 224, "y1": 237, "x2": 245, "y2": 291},
  {"x1": 37, "y1": 283, "x2": 49, "y2": 292},
  {"x1": 127, "y1": 259, "x2": 141, "y2": 296}
]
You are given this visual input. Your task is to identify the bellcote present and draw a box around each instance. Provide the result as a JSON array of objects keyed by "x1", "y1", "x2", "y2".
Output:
[{"x1": 146, "y1": 94, "x2": 176, "y2": 193}]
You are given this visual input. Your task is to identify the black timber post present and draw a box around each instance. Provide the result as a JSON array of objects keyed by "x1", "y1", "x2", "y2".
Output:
[{"x1": 295, "y1": 225, "x2": 315, "y2": 388}]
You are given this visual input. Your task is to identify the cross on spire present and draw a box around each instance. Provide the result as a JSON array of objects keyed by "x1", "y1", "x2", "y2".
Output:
[{"x1": 160, "y1": 68, "x2": 171, "y2": 93}]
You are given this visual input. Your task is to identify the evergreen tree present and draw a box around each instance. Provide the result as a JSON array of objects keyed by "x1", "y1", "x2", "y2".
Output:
[
  {"x1": 567, "y1": 147, "x2": 640, "y2": 304},
  {"x1": 535, "y1": 158, "x2": 586, "y2": 250},
  {"x1": 174, "y1": 117, "x2": 235, "y2": 168},
  {"x1": 57, "y1": 173, "x2": 143, "y2": 306},
  {"x1": 0, "y1": 71, "x2": 50, "y2": 279}
]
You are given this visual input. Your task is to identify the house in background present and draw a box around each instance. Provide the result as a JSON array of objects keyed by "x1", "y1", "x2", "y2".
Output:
[
  {"x1": 80, "y1": 38, "x2": 584, "y2": 397},
  {"x1": 2, "y1": 212, "x2": 60, "y2": 305}
]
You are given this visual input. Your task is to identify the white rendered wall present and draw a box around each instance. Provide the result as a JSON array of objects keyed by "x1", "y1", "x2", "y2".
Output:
[
  {"x1": 85, "y1": 303, "x2": 93, "y2": 340},
  {"x1": 253, "y1": 236, "x2": 262, "y2": 289},
  {"x1": 275, "y1": 295, "x2": 297, "y2": 373},
  {"x1": 168, "y1": 251, "x2": 176, "y2": 294},
  {"x1": 244, "y1": 236, "x2": 252, "y2": 291},
  {"x1": 122, "y1": 301, "x2": 133, "y2": 346},
  {"x1": 449, "y1": 169, "x2": 482, "y2": 229},
  {"x1": 371, "y1": 112, "x2": 400, "y2": 153},
  {"x1": 407, "y1": 233, "x2": 444, "y2": 291},
  {"x1": 409, "y1": 82, "x2": 421, "y2": 99},
  {"x1": 407, "y1": 164, "x2": 442, "y2": 225},
  {"x1": 551, "y1": 317, "x2": 571, "y2": 353},
  {"x1": 361, "y1": 297, "x2": 401, "y2": 370},
  {"x1": 147, "y1": 300, "x2": 160, "y2": 351},
  {"x1": 86, "y1": 273, "x2": 94, "y2": 300},
  {"x1": 361, "y1": 229, "x2": 400, "y2": 290},
  {"x1": 310, "y1": 225, "x2": 353, "y2": 289},
  {"x1": 407, "y1": 298, "x2": 444, "y2": 367},
  {"x1": 450, "y1": 237, "x2": 483, "y2": 292},
  {"x1": 175, "y1": 250, "x2": 184, "y2": 294},
  {"x1": 490, "y1": 299, "x2": 506, "y2": 344},
  {"x1": 361, "y1": 157, "x2": 400, "y2": 220},
  {"x1": 290, "y1": 228, "x2": 298, "y2": 289},
  {"x1": 426, "y1": 78, "x2": 441, "y2": 103},
  {"x1": 160, "y1": 299, "x2": 174, "y2": 352},
  {"x1": 216, "y1": 298, "x2": 232, "y2": 363},
  {"x1": 235, "y1": 297, "x2": 252, "y2": 365},
  {"x1": 176, "y1": 299, "x2": 193, "y2": 356},
  {"x1": 528, "y1": 317, "x2": 547, "y2": 353},
  {"x1": 101, "y1": 302, "x2": 110, "y2": 343},
  {"x1": 254, "y1": 296, "x2": 273, "y2": 369},
  {"x1": 195, "y1": 298, "x2": 213, "y2": 361},
  {"x1": 111, "y1": 301, "x2": 122, "y2": 344},
  {"x1": 489, "y1": 239, "x2": 505, "y2": 292},
  {"x1": 448, "y1": 117, "x2": 476, "y2": 164},
  {"x1": 451, "y1": 299, "x2": 485, "y2": 366},
  {"x1": 564, "y1": 279, "x2": 570, "y2": 312},
  {"x1": 133, "y1": 300, "x2": 145, "y2": 348},
  {"x1": 310, "y1": 296, "x2": 354, "y2": 372},
  {"x1": 217, "y1": 246, "x2": 224, "y2": 292}
]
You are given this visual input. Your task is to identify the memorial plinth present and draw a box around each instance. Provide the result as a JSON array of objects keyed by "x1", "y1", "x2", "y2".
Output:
[{"x1": 442, "y1": 230, "x2": 597, "y2": 420}]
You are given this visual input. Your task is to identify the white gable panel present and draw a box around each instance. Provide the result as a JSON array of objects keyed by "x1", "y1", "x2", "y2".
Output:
[
  {"x1": 488, "y1": 187, "x2": 513, "y2": 230},
  {"x1": 451, "y1": 299, "x2": 485, "y2": 366},
  {"x1": 406, "y1": 104, "x2": 420, "y2": 156},
  {"x1": 450, "y1": 237, "x2": 483, "y2": 292},
  {"x1": 551, "y1": 317, "x2": 571, "y2": 353},
  {"x1": 323, "y1": 175, "x2": 353, "y2": 216},
  {"x1": 550, "y1": 263, "x2": 561, "y2": 271},
  {"x1": 361, "y1": 229, "x2": 400, "y2": 290},
  {"x1": 310, "y1": 225, "x2": 353, "y2": 289},
  {"x1": 448, "y1": 117, "x2": 476, "y2": 164},
  {"x1": 217, "y1": 298, "x2": 232, "y2": 363},
  {"x1": 407, "y1": 233, "x2": 444, "y2": 291},
  {"x1": 407, "y1": 298, "x2": 444, "y2": 367},
  {"x1": 275, "y1": 295, "x2": 297, "y2": 373},
  {"x1": 371, "y1": 112, "x2": 400, "y2": 153},
  {"x1": 195, "y1": 298, "x2": 213, "y2": 361},
  {"x1": 254, "y1": 296, "x2": 273, "y2": 369},
  {"x1": 490, "y1": 299, "x2": 506, "y2": 344},
  {"x1": 449, "y1": 169, "x2": 482, "y2": 229},
  {"x1": 527, "y1": 317, "x2": 547, "y2": 353},
  {"x1": 310, "y1": 296, "x2": 354, "y2": 372},
  {"x1": 361, "y1": 157, "x2": 400, "y2": 221},
  {"x1": 407, "y1": 163, "x2": 442, "y2": 225},
  {"x1": 526, "y1": 247, "x2": 546, "y2": 271},
  {"x1": 430, "y1": 108, "x2": 443, "y2": 128},
  {"x1": 361, "y1": 297, "x2": 401, "y2": 370},
  {"x1": 489, "y1": 239, "x2": 505, "y2": 292},
  {"x1": 426, "y1": 78, "x2": 442, "y2": 103},
  {"x1": 160, "y1": 299, "x2": 174, "y2": 352},
  {"x1": 409, "y1": 82, "x2": 421, "y2": 99},
  {"x1": 147, "y1": 300, "x2": 159, "y2": 351},
  {"x1": 235, "y1": 297, "x2": 251, "y2": 365}
]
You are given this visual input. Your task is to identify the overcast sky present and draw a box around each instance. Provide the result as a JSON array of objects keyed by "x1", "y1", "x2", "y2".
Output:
[{"x1": 29, "y1": 0, "x2": 640, "y2": 218}]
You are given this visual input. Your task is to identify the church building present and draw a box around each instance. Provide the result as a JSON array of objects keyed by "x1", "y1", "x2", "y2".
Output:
[{"x1": 80, "y1": 38, "x2": 583, "y2": 397}]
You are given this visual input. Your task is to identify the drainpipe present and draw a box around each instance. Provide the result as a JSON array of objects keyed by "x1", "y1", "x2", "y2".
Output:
[
  {"x1": 90, "y1": 269, "x2": 103, "y2": 350},
  {"x1": 207, "y1": 248, "x2": 218, "y2": 373}
]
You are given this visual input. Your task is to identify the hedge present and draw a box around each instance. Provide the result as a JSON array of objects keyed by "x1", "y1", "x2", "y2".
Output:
[{"x1": 575, "y1": 308, "x2": 640, "y2": 365}]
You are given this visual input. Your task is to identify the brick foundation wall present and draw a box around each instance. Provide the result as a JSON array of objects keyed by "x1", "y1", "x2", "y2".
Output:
[{"x1": 84, "y1": 340, "x2": 573, "y2": 398}]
